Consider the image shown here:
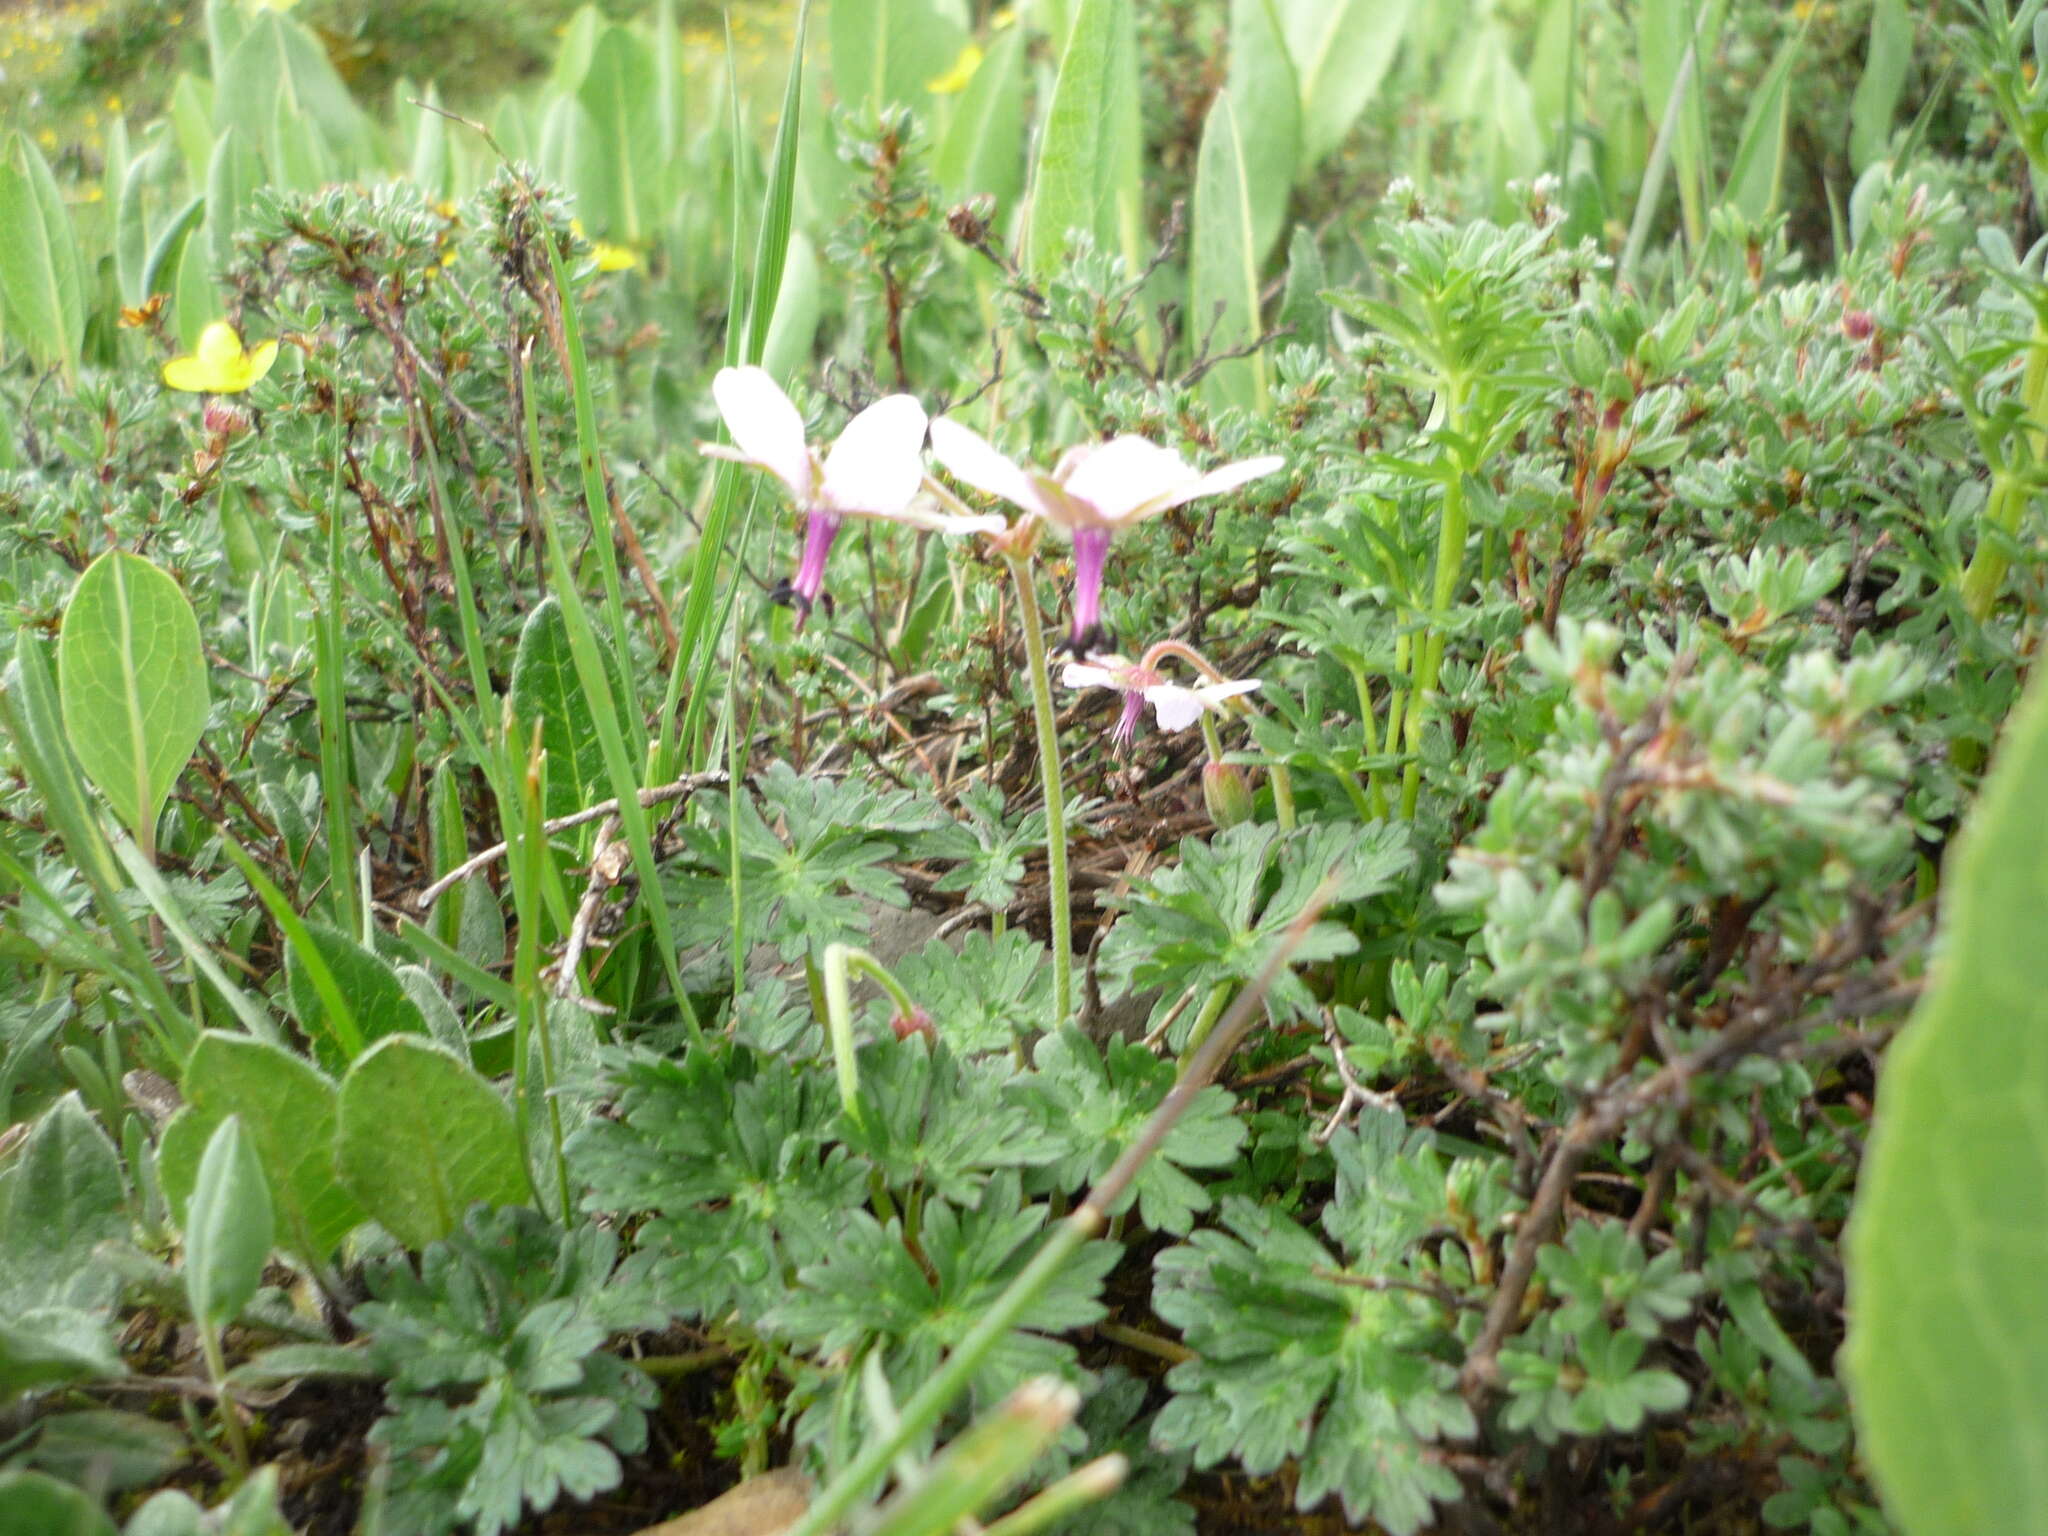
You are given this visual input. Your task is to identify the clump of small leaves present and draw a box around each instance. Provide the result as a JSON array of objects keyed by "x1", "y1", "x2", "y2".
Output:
[{"x1": 352, "y1": 1206, "x2": 660, "y2": 1536}]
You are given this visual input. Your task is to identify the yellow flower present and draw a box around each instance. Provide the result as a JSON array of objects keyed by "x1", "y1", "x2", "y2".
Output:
[
  {"x1": 570, "y1": 219, "x2": 641, "y2": 273},
  {"x1": 162, "y1": 321, "x2": 279, "y2": 394},
  {"x1": 927, "y1": 41, "x2": 984, "y2": 94}
]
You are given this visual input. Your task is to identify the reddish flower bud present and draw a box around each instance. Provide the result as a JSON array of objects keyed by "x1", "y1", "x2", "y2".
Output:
[
  {"x1": 203, "y1": 399, "x2": 250, "y2": 439},
  {"x1": 1840, "y1": 309, "x2": 1875, "y2": 342},
  {"x1": 890, "y1": 1006, "x2": 935, "y2": 1043}
]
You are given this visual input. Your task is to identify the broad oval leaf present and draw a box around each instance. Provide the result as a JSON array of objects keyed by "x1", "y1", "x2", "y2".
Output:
[
  {"x1": 179, "y1": 1031, "x2": 366, "y2": 1266},
  {"x1": 0, "y1": 1091, "x2": 127, "y2": 1312},
  {"x1": 283, "y1": 920, "x2": 429, "y2": 1073},
  {"x1": 335, "y1": 1036, "x2": 533, "y2": 1250},
  {"x1": 934, "y1": 23, "x2": 1026, "y2": 208},
  {"x1": 184, "y1": 1116, "x2": 274, "y2": 1333},
  {"x1": 830, "y1": 0, "x2": 969, "y2": 116},
  {"x1": 57, "y1": 551, "x2": 211, "y2": 849},
  {"x1": 1226, "y1": 0, "x2": 1301, "y2": 266},
  {"x1": 0, "y1": 128, "x2": 86, "y2": 383},
  {"x1": 1188, "y1": 91, "x2": 1267, "y2": 414},
  {"x1": 0, "y1": 1472, "x2": 117, "y2": 1536},
  {"x1": 1027, "y1": 0, "x2": 1138, "y2": 282},
  {"x1": 1847, "y1": 661, "x2": 2048, "y2": 1534},
  {"x1": 1277, "y1": 0, "x2": 1417, "y2": 165},
  {"x1": 509, "y1": 597, "x2": 628, "y2": 822}
]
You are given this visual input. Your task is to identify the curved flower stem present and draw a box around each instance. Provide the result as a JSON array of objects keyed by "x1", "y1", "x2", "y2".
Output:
[{"x1": 1006, "y1": 554, "x2": 1073, "y2": 1028}]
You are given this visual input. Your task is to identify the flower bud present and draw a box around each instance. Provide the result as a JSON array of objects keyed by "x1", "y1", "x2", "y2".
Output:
[
  {"x1": 203, "y1": 399, "x2": 250, "y2": 440},
  {"x1": 1202, "y1": 760, "x2": 1255, "y2": 829},
  {"x1": 1840, "y1": 309, "x2": 1875, "y2": 342}
]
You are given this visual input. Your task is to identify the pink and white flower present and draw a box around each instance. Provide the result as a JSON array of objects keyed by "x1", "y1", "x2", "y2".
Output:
[
  {"x1": 1061, "y1": 657, "x2": 1261, "y2": 747},
  {"x1": 929, "y1": 419, "x2": 1284, "y2": 655},
  {"x1": 702, "y1": 367, "x2": 1002, "y2": 618}
]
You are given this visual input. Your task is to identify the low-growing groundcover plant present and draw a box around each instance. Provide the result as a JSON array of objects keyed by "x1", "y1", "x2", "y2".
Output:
[{"x1": 2, "y1": 0, "x2": 2047, "y2": 1531}]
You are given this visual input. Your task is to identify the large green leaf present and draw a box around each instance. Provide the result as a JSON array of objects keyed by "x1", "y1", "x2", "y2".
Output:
[
  {"x1": 1026, "y1": 0, "x2": 1138, "y2": 282},
  {"x1": 830, "y1": 0, "x2": 969, "y2": 116},
  {"x1": 509, "y1": 597, "x2": 627, "y2": 821},
  {"x1": 283, "y1": 921, "x2": 428, "y2": 1073},
  {"x1": 934, "y1": 23, "x2": 1025, "y2": 207},
  {"x1": 1720, "y1": 26, "x2": 1805, "y2": 221},
  {"x1": 0, "y1": 1472, "x2": 117, "y2": 1536},
  {"x1": 334, "y1": 1037, "x2": 532, "y2": 1250},
  {"x1": 0, "y1": 1093, "x2": 126, "y2": 1313},
  {"x1": 0, "y1": 129, "x2": 86, "y2": 383},
  {"x1": 56, "y1": 551, "x2": 210, "y2": 850},
  {"x1": 1850, "y1": 0, "x2": 1912, "y2": 173},
  {"x1": 1276, "y1": 0, "x2": 1417, "y2": 165},
  {"x1": 204, "y1": 128, "x2": 261, "y2": 276},
  {"x1": 177, "y1": 1032, "x2": 365, "y2": 1266},
  {"x1": 1188, "y1": 91, "x2": 1266, "y2": 415},
  {"x1": 577, "y1": 23, "x2": 662, "y2": 242},
  {"x1": 215, "y1": 11, "x2": 364, "y2": 167},
  {"x1": 1226, "y1": 0, "x2": 1301, "y2": 266},
  {"x1": 0, "y1": 1310, "x2": 124, "y2": 1401},
  {"x1": 1846, "y1": 659, "x2": 2048, "y2": 1534}
]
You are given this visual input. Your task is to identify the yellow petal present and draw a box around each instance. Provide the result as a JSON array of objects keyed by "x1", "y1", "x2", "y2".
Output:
[
  {"x1": 592, "y1": 241, "x2": 640, "y2": 272},
  {"x1": 241, "y1": 339, "x2": 279, "y2": 386},
  {"x1": 195, "y1": 321, "x2": 245, "y2": 373},
  {"x1": 161, "y1": 354, "x2": 214, "y2": 392},
  {"x1": 927, "y1": 42, "x2": 983, "y2": 94},
  {"x1": 161, "y1": 324, "x2": 278, "y2": 393}
]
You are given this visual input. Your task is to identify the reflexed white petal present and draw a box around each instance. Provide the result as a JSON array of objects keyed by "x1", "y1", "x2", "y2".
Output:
[
  {"x1": 822, "y1": 393, "x2": 929, "y2": 513},
  {"x1": 1062, "y1": 662, "x2": 1121, "y2": 691},
  {"x1": 929, "y1": 418, "x2": 1048, "y2": 519},
  {"x1": 874, "y1": 499, "x2": 1007, "y2": 535},
  {"x1": 1146, "y1": 678, "x2": 1259, "y2": 732},
  {"x1": 1127, "y1": 453, "x2": 1286, "y2": 521},
  {"x1": 1057, "y1": 435, "x2": 1200, "y2": 523},
  {"x1": 711, "y1": 366, "x2": 813, "y2": 504},
  {"x1": 1197, "y1": 679, "x2": 1262, "y2": 706},
  {"x1": 1144, "y1": 684, "x2": 1210, "y2": 733}
]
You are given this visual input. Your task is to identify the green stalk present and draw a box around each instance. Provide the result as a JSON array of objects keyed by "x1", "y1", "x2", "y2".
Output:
[
  {"x1": 199, "y1": 1326, "x2": 250, "y2": 1475},
  {"x1": 509, "y1": 726, "x2": 571, "y2": 1220},
  {"x1": 1960, "y1": 315, "x2": 2048, "y2": 621},
  {"x1": 316, "y1": 435, "x2": 360, "y2": 936},
  {"x1": 1005, "y1": 555, "x2": 1071, "y2": 1027},
  {"x1": 1403, "y1": 380, "x2": 1472, "y2": 820}
]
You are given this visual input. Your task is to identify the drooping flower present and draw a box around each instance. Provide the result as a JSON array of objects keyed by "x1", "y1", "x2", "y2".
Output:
[
  {"x1": 1061, "y1": 656, "x2": 1260, "y2": 747},
  {"x1": 928, "y1": 419, "x2": 1284, "y2": 655},
  {"x1": 161, "y1": 321, "x2": 279, "y2": 394},
  {"x1": 702, "y1": 367, "x2": 1001, "y2": 618}
]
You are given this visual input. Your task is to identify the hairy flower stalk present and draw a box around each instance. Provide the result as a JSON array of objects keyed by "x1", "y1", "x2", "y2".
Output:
[
  {"x1": 921, "y1": 465, "x2": 1075, "y2": 1027},
  {"x1": 928, "y1": 418, "x2": 1284, "y2": 656},
  {"x1": 702, "y1": 367, "x2": 1000, "y2": 621},
  {"x1": 1008, "y1": 553, "x2": 1074, "y2": 1028}
]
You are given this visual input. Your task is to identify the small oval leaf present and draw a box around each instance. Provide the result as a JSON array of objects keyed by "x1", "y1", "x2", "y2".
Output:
[{"x1": 57, "y1": 551, "x2": 210, "y2": 848}]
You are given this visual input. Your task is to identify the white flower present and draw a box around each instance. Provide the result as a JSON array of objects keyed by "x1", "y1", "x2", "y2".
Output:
[
  {"x1": 929, "y1": 418, "x2": 1283, "y2": 653},
  {"x1": 701, "y1": 367, "x2": 1001, "y2": 613},
  {"x1": 1062, "y1": 657, "x2": 1261, "y2": 746}
]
